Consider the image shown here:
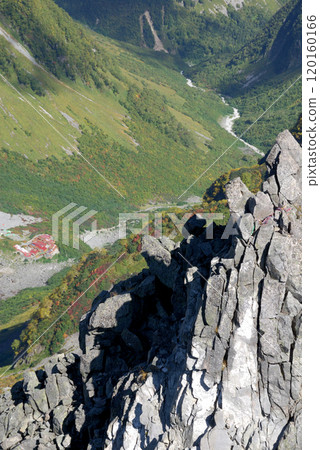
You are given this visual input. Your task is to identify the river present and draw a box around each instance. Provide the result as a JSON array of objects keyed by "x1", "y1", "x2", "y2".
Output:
[
  {"x1": 218, "y1": 96, "x2": 264, "y2": 155},
  {"x1": 181, "y1": 72, "x2": 264, "y2": 156}
]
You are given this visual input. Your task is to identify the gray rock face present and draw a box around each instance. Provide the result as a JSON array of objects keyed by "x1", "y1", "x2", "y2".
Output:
[
  {"x1": 0, "y1": 131, "x2": 301, "y2": 450},
  {"x1": 248, "y1": 191, "x2": 274, "y2": 221},
  {"x1": 225, "y1": 177, "x2": 252, "y2": 215},
  {"x1": 264, "y1": 129, "x2": 302, "y2": 207},
  {"x1": 141, "y1": 235, "x2": 179, "y2": 288},
  {"x1": 103, "y1": 131, "x2": 302, "y2": 450},
  {"x1": 0, "y1": 353, "x2": 79, "y2": 449},
  {"x1": 89, "y1": 293, "x2": 133, "y2": 332}
]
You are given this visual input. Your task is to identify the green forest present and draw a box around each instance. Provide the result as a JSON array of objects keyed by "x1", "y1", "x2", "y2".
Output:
[
  {"x1": 55, "y1": 0, "x2": 278, "y2": 62},
  {"x1": 0, "y1": 0, "x2": 113, "y2": 84}
]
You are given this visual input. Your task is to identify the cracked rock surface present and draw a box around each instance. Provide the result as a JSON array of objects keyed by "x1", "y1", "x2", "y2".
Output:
[{"x1": 0, "y1": 130, "x2": 301, "y2": 449}]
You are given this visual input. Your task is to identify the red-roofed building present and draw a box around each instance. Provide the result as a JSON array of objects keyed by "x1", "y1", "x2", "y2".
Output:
[{"x1": 14, "y1": 234, "x2": 59, "y2": 259}]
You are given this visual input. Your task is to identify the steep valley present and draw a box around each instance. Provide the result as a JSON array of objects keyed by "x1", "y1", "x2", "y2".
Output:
[
  {"x1": 0, "y1": 2, "x2": 302, "y2": 447},
  {"x1": 0, "y1": 17, "x2": 259, "y2": 222}
]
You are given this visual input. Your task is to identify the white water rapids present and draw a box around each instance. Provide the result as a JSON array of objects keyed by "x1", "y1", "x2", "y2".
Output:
[
  {"x1": 181, "y1": 72, "x2": 264, "y2": 156},
  {"x1": 219, "y1": 96, "x2": 264, "y2": 155}
]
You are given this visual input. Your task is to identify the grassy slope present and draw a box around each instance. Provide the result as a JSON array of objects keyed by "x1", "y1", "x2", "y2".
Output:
[
  {"x1": 0, "y1": 267, "x2": 70, "y2": 368},
  {"x1": 0, "y1": 0, "x2": 114, "y2": 82},
  {"x1": 0, "y1": 22, "x2": 259, "y2": 231}
]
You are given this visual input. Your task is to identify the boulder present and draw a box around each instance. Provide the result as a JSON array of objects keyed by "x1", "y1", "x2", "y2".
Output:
[
  {"x1": 121, "y1": 328, "x2": 143, "y2": 353},
  {"x1": 74, "y1": 405, "x2": 86, "y2": 433},
  {"x1": 56, "y1": 376, "x2": 73, "y2": 407},
  {"x1": 247, "y1": 191, "x2": 274, "y2": 221},
  {"x1": 6, "y1": 402, "x2": 25, "y2": 436},
  {"x1": 133, "y1": 275, "x2": 156, "y2": 298},
  {"x1": 159, "y1": 236, "x2": 176, "y2": 252},
  {"x1": 237, "y1": 213, "x2": 254, "y2": 241},
  {"x1": 23, "y1": 371, "x2": 39, "y2": 392},
  {"x1": 263, "y1": 175, "x2": 280, "y2": 206},
  {"x1": 12, "y1": 438, "x2": 38, "y2": 450},
  {"x1": 2, "y1": 435, "x2": 22, "y2": 450},
  {"x1": 80, "y1": 349, "x2": 104, "y2": 380},
  {"x1": 141, "y1": 235, "x2": 179, "y2": 289},
  {"x1": 45, "y1": 375, "x2": 60, "y2": 410},
  {"x1": 89, "y1": 293, "x2": 133, "y2": 332},
  {"x1": 225, "y1": 177, "x2": 252, "y2": 215},
  {"x1": 52, "y1": 405, "x2": 69, "y2": 435}
]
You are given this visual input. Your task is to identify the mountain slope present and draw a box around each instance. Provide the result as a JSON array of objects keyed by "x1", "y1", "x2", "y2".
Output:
[
  {"x1": 0, "y1": 0, "x2": 111, "y2": 84},
  {"x1": 54, "y1": 0, "x2": 281, "y2": 63},
  {"x1": 0, "y1": 130, "x2": 302, "y2": 450},
  {"x1": 0, "y1": 3, "x2": 260, "y2": 258},
  {"x1": 0, "y1": 0, "x2": 302, "y2": 385},
  {"x1": 227, "y1": 0, "x2": 299, "y2": 89},
  {"x1": 187, "y1": 0, "x2": 302, "y2": 152},
  {"x1": 190, "y1": 0, "x2": 301, "y2": 91}
]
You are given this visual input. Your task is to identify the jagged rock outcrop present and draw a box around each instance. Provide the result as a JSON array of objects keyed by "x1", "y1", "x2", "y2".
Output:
[{"x1": 0, "y1": 130, "x2": 302, "y2": 449}]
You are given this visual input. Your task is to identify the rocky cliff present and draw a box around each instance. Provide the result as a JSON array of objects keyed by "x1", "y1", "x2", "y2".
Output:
[{"x1": 0, "y1": 130, "x2": 302, "y2": 450}]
